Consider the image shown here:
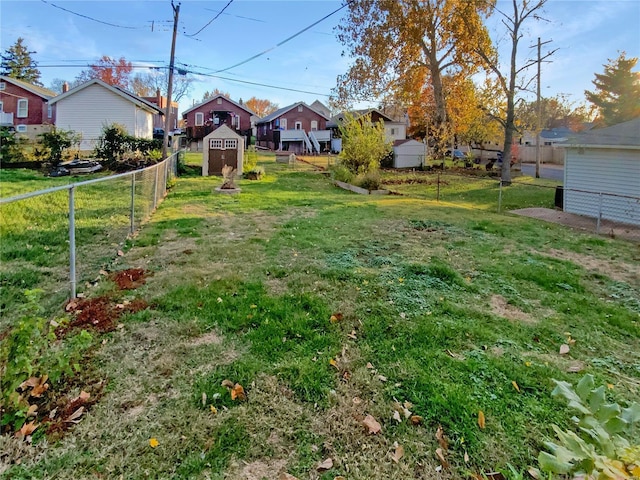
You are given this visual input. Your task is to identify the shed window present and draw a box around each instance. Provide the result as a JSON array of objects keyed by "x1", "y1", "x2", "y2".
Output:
[
  {"x1": 224, "y1": 139, "x2": 237, "y2": 149},
  {"x1": 17, "y1": 99, "x2": 28, "y2": 118},
  {"x1": 195, "y1": 112, "x2": 204, "y2": 126},
  {"x1": 210, "y1": 139, "x2": 223, "y2": 149}
]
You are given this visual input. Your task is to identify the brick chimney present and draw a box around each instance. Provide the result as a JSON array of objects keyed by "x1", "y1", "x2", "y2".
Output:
[
  {"x1": 62, "y1": 82, "x2": 69, "y2": 93},
  {"x1": 156, "y1": 88, "x2": 161, "y2": 106}
]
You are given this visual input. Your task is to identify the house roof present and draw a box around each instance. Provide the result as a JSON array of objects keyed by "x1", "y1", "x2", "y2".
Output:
[
  {"x1": 256, "y1": 101, "x2": 330, "y2": 124},
  {"x1": 563, "y1": 117, "x2": 640, "y2": 148},
  {"x1": 48, "y1": 79, "x2": 164, "y2": 115},
  {"x1": 330, "y1": 108, "x2": 400, "y2": 127},
  {"x1": 310, "y1": 100, "x2": 331, "y2": 118},
  {"x1": 393, "y1": 139, "x2": 422, "y2": 147},
  {"x1": 0, "y1": 75, "x2": 57, "y2": 100},
  {"x1": 182, "y1": 94, "x2": 255, "y2": 117}
]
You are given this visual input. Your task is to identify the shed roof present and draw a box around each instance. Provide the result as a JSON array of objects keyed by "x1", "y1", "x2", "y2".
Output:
[
  {"x1": 0, "y1": 75, "x2": 57, "y2": 100},
  {"x1": 203, "y1": 124, "x2": 244, "y2": 140},
  {"x1": 563, "y1": 117, "x2": 640, "y2": 148}
]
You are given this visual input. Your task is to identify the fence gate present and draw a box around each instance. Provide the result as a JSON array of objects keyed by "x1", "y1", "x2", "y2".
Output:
[{"x1": 208, "y1": 138, "x2": 238, "y2": 175}]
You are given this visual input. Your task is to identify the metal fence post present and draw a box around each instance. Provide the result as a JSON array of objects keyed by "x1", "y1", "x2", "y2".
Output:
[
  {"x1": 437, "y1": 172, "x2": 440, "y2": 202},
  {"x1": 130, "y1": 173, "x2": 136, "y2": 234},
  {"x1": 596, "y1": 193, "x2": 603, "y2": 233},
  {"x1": 68, "y1": 186, "x2": 77, "y2": 299},
  {"x1": 153, "y1": 164, "x2": 159, "y2": 209},
  {"x1": 498, "y1": 180, "x2": 503, "y2": 213}
]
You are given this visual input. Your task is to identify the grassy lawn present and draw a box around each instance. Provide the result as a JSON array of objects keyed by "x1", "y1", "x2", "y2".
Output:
[{"x1": 2, "y1": 153, "x2": 639, "y2": 479}]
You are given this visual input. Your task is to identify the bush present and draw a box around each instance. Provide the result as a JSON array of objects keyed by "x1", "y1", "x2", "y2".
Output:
[
  {"x1": 338, "y1": 112, "x2": 392, "y2": 175},
  {"x1": 0, "y1": 127, "x2": 35, "y2": 163},
  {"x1": 94, "y1": 124, "x2": 163, "y2": 170},
  {"x1": 330, "y1": 163, "x2": 355, "y2": 184},
  {"x1": 37, "y1": 127, "x2": 82, "y2": 166},
  {"x1": 243, "y1": 146, "x2": 258, "y2": 173},
  {"x1": 355, "y1": 170, "x2": 382, "y2": 191}
]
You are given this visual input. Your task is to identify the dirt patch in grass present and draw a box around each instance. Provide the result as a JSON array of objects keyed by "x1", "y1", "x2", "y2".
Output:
[
  {"x1": 490, "y1": 295, "x2": 536, "y2": 324},
  {"x1": 61, "y1": 296, "x2": 149, "y2": 336},
  {"x1": 229, "y1": 458, "x2": 289, "y2": 480},
  {"x1": 543, "y1": 248, "x2": 640, "y2": 285},
  {"x1": 110, "y1": 268, "x2": 148, "y2": 290}
]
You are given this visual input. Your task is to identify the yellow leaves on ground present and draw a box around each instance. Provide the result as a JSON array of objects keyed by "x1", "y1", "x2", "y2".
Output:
[
  {"x1": 362, "y1": 414, "x2": 381, "y2": 434},
  {"x1": 478, "y1": 410, "x2": 486, "y2": 429},
  {"x1": 329, "y1": 358, "x2": 339, "y2": 370},
  {"x1": 149, "y1": 437, "x2": 159, "y2": 448},
  {"x1": 512, "y1": 380, "x2": 520, "y2": 392},
  {"x1": 231, "y1": 383, "x2": 246, "y2": 401},
  {"x1": 18, "y1": 421, "x2": 38, "y2": 437},
  {"x1": 329, "y1": 312, "x2": 343, "y2": 323}
]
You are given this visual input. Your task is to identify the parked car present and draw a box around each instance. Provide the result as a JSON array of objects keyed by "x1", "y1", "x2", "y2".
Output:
[{"x1": 153, "y1": 128, "x2": 165, "y2": 139}]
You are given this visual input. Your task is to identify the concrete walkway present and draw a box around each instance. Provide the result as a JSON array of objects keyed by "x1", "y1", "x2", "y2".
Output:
[{"x1": 511, "y1": 208, "x2": 640, "y2": 243}]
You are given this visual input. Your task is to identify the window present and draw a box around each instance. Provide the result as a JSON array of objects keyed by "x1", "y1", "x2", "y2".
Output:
[
  {"x1": 0, "y1": 101, "x2": 3, "y2": 112},
  {"x1": 16, "y1": 124, "x2": 27, "y2": 133},
  {"x1": 295, "y1": 121, "x2": 302, "y2": 130},
  {"x1": 210, "y1": 139, "x2": 222, "y2": 149},
  {"x1": 0, "y1": 82, "x2": 5, "y2": 91},
  {"x1": 280, "y1": 118, "x2": 287, "y2": 130},
  {"x1": 217, "y1": 98, "x2": 223, "y2": 105},
  {"x1": 17, "y1": 99, "x2": 28, "y2": 118},
  {"x1": 47, "y1": 104, "x2": 52, "y2": 118},
  {"x1": 224, "y1": 139, "x2": 237, "y2": 149},
  {"x1": 297, "y1": 105, "x2": 303, "y2": 112},
  {"x1": 195, "y1": 112, "x2": 204, "y2": 126},
  {"x1": 310, "y1": 121, "x2": 318, "y2": 131},
  {"x1": 390, "y1": 128, "x2": 396, "y2": 135}
]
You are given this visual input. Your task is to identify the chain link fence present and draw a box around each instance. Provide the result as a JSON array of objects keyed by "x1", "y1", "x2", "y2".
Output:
[{"x1": 0, "y1": 151, "x2": 182, "y2": 328}]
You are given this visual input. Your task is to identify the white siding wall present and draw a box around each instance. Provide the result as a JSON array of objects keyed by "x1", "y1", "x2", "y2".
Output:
[
  {"x1": 565, "y1": 147, "x2": 640, "y2": 226},
  {"x1": 393, "y1": 141, "x2": 426, "y2": 168},
  {"x1": 55, "y1": 84, "x2": 149, "y2": 150},
  {"x1": 385, "y1": 123, "x2": 406, "y2": 142}
]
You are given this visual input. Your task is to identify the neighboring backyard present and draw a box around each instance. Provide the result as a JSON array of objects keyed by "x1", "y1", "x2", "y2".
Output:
[{"x1": 1, "y1": 153, "x2": 639, "y2": 479}]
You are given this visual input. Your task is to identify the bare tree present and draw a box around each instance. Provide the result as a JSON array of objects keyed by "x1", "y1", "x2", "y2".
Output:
[{"x1": 131, "y1": 70, "x2": 193, "y2": 103}]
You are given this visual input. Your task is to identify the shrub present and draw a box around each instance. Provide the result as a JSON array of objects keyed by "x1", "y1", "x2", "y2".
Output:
[
  {"x1": 355, "y1": 170, "x2": 382, "y2": 191},
  {"x1": 243, "y1": 145, "x2": 258, "y2": 173},
  {"x1": 0, "y1": 127, "x2": 35, "y2": 163},
  {"x1": 37, "y1": 127, "x2": 82, "y2": 166},
  {"x1": 331, "y1": 163, "x2": 355, "y2": 184},
  {"x1": 94, "y1": 123, "x2": 129, "y2": 165},
  {"x1": 338, "y1": 112, "x2": 392, "y2": 175},
  {"x1": 94, "y1": 124, "x2": 163, "y2": 170}
]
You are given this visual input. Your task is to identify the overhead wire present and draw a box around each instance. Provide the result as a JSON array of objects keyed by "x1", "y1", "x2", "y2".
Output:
[
  {"x1": 39, "y1": 0, "x2": 143, "y2": 29},
  {"x1": 185, "y1": 0, "x2": 234, "y2": 37},
  {"x1": 212, "y1": 0, "x2": 354, "y2": 74}
]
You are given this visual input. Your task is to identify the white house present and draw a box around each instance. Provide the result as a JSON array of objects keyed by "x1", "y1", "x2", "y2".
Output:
[
  {"x1": 393, "y1": 139, "x2": 426, "y2": 168},
  {"x1": 562, "y1": 117, "x2": 640, "y2": 226},
  {"x1": 329, "y1": 109, "x2": 408, "y2": 153},
  {"x1": 49, "y1": 79, "x2": 163, "y2": 151}
]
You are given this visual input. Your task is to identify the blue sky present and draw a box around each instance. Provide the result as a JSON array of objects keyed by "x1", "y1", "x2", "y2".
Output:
[{"x1": 1, "y1": 0, "x2": 639, "y2": 115}]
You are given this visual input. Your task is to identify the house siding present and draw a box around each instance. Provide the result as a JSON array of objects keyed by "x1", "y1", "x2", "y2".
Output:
[
  {"x1": 257, "y1": 104, "x2": 328, "y2": 151},
  {"x1": 0, "y1": 79, "x2": 55, "y2": 139},
  {"x1": 55, "y1": 83, "x2": 152, "y2": 150},
  {"x1": 564, "y1": 147, "x2": 640, "y2": 226},
  {"x1": 183, "y1": 97, "x2": 252, "y2": 141}
]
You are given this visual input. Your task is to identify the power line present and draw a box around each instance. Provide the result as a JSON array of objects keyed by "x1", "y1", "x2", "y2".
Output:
[
  {"x1": 186, "y1": 0, "x2": 234, "y2": 37},
  {"x1": 40, "y1": 0, "x2": 144, "y2": 29},
  {"x1": 212, "y1": 0, "x2": 353, "y2": 74}
]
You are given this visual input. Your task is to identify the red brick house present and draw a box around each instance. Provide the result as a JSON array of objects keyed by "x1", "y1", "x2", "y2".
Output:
[
  {"x1": 182, "y1": 95, "x2": 254, "y2": 150},
  {"x1": 0, "y1": 75, "x2": 57, "y2": 138},
  {"x1": 256, "y1": 101, "x2": 331, "y2": 153},
  {"x1": 141, "y1": 89, "x2": 179, "y2": 131}
]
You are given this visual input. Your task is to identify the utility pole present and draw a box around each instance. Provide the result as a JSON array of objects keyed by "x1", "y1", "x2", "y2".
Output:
[
  {"x1": 534, "y1": 37, "x2": 552, "y2": 179},
  {"x1": 162, "y1": 1, "x2": 180, "y2": 159}
]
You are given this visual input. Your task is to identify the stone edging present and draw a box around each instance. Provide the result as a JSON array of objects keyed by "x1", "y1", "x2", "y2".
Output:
[{"x1": 334, "y1": 180, "x2": 390, "y2": 195}]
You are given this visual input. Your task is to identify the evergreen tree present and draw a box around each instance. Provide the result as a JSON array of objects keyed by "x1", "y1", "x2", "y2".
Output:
[
  {"x1": 585, "y1": 52, "x2": 640, "y2": 126},
  {"x1": 0, "y1": 37, "x2": 43, "y2": 86}
]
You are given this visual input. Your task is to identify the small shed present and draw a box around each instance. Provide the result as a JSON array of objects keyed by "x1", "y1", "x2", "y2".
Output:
[
  {"x1": 202, "y1": 124, "x2": 245, "y2": 176},
  {"x1": 393, "y1": 139, "x2": 425, "y2": 168},
  {"x1": 562, "y1": 118, "x2": 640, "y2": 226}
]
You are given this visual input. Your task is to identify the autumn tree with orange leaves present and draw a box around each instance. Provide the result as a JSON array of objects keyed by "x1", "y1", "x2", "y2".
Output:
[
  {"x1": 335, "y1": 0, "x2": 494, "y2": 154},
  {"x1": 245, "y1": 97, "x2": 279, "y2": 117},
  {"x1": 74, "y1": 56, "x2": 133, "y2": 89}
]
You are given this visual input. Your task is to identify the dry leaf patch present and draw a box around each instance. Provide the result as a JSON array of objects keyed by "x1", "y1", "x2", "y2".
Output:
[
  {"x1": 489, "y1": 295, "x2": 537, "y2": 324},
  {"x1": 542, "y1": 248, "x2": 640, "y2": 285}
]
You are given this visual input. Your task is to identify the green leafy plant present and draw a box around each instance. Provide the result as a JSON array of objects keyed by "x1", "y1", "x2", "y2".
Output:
[
  {"x1": 355, "y1": 170, "x2": 382, "y2": 191},
  {"x1": 0, "y1": 126, "x2": 35, "y2": 163},
  {"x1": 338, "y1": 112, "x2": 392, "y2": 175},
  {"x1": 37, "y1": 127, "x2": 82, "y2": 166},
  {"x1": 243, "y1": 165, "x2": 264, "y2": 180},
  {"x1": 537, "y1": 374, "x2": 640, "y2": 479},
  {"x1": 330, "y1": 163, "x2": 355, "y2": 184},
  {"x1": 243, "y1": 145, "x2": 259, "y2": 173}
]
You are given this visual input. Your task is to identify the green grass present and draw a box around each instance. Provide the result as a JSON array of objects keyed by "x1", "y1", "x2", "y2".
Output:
[{"x1": 1, "y1": 154, "x2": 639, "y2": 479}]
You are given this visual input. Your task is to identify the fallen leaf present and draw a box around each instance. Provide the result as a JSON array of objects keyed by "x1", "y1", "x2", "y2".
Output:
[
  {"x1": 362, "y1": 414, "x2": 381, "y2": 434},
  {"x1": 27, "y1": 404, "x2": 38, "y2": 417},
  {"x1": 559, "y1": 344, "x2": 570, "y2": 355},
  {"x1": 210, "y1": 405, "x2": 217, "y2": 414},
  {"x1": 202, "y1": 392, "x2": 207, "y2": 407},
  {"x1": 231, "y1": 383, "x2": 246, "y2": 401},
  {"x1": 149, "y1": 437, "x2": 159, "y2": 448},
  {"x1": 352, "y1": 397, "x2": 362, "y2": 405},
  {"x1": 435, "y1": 447, "x2": 449, "y2": 468},
  {"x1": 334, "y1": 477, "x2": 346, "y2": 480},
  {"x1": 392, "y1": 410, "x2": 402, "y2": 423},
  {"x1": 330, "y1": 313, "x2": 343, "y2": 323},
  {"x1": 525, "y1": 361, "x2": 532, "y2": 367},
  {"x1": 117, "y1": 250, "x2": 124, "y2": 256},
  {"x1": 567, "y1": 363, "x2": 584, "y2": 373},
  {"x1": 512, "y1": 380, "x2": 520, "y2": 392},
  {"x1": 366, "y1": 362, "x2": 374, "y2": 369},
  {"x1": 607, "y1": 383, "x2": 614, "y2": 390},
  {"x1": 410, "y1": 415, "x2": 423, "y2": 425},
  {"x1": 99, "y1": 269, "x2": 108, "y2": 276},
  {"x1": 78, "y1": 391, "x2": 90, "y2": 402},
  {"x1": 329, "y1": 358, "x2": 339, "y2": 370},
  {"x1": 279, "y1": 474, "x2": 299, "y2": 480},
  {"x1": 347, "y1": 330, "x2": 357, "y2": 339},
  {"x1": 64, "y1": 406, "x2": 84, "y2": 423},
  {"x1": 391, "y1": 443, "x2": 404, "y2": 463},
  {"x1": 478, "y1": 410, "x2": 486, "y2": 429},
  {"x1": 317, "y1": 457, "x2": 333, "y2": 471},
  {"x1": 527, "y1": 467, "x2": 541, "y2": 479},
  {"x1": 19, "y1": 421, "x2": 38, "y2": 436},
  {"x1": 221, "y1": 379, "x2": 234, "y2": 389},
  {"x1": 378, "y1": 375, "x2": 387, "y2": 382},
  {"x1": 464, "y1": 451, "x2": 470, "y2": 463},
  {"x1": 484, "y1": 472, "x2": 505, "y2": 480},
  {"x1": 436, "y1": 425, "x2": 448, "y2": 450}
]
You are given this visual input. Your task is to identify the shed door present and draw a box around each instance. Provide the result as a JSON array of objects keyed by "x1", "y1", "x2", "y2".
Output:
[{"x1": 208, "y1": 138, "x2": 238, "y2": 175}]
